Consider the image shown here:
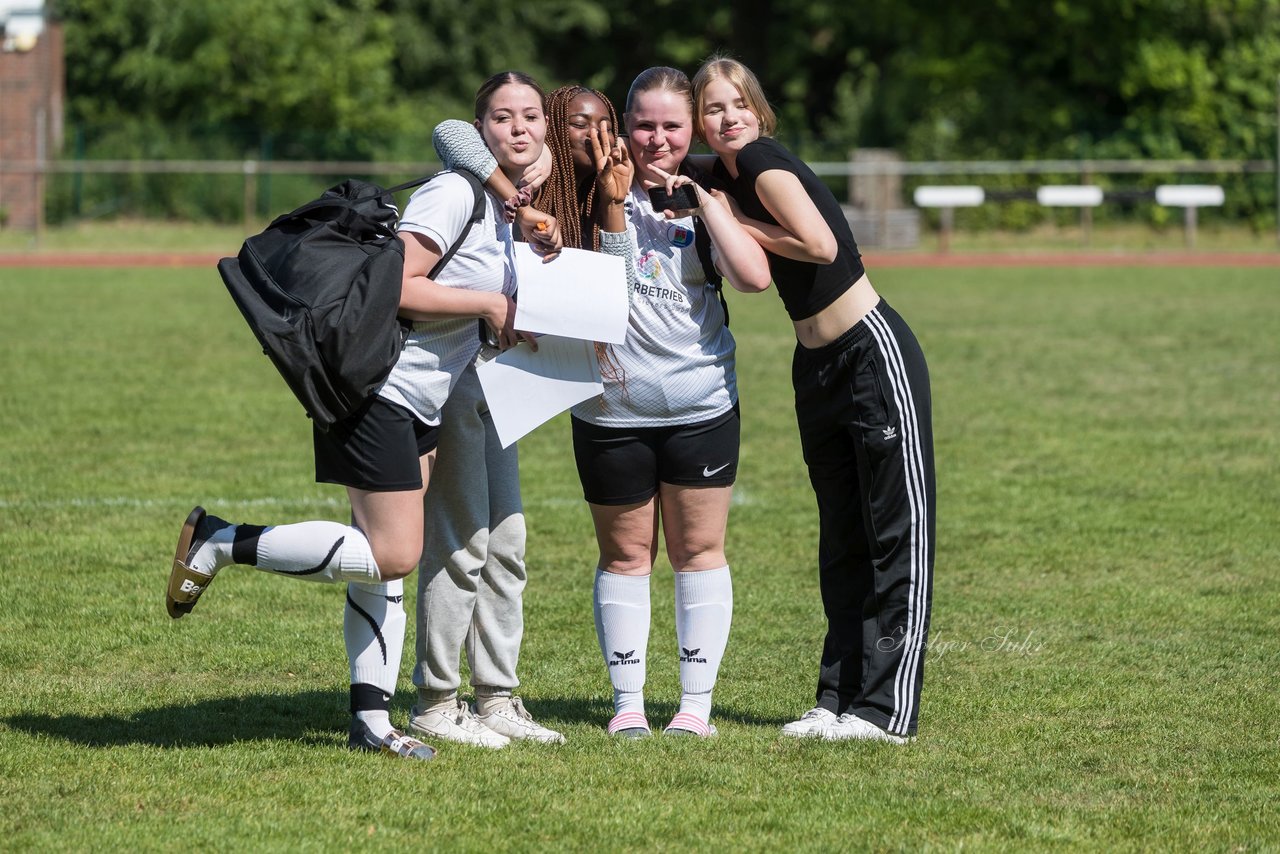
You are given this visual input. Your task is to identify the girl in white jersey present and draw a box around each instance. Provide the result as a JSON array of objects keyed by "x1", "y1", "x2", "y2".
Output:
[
  {"x1": 566, "y1": 68, "x2": 770, "y2": 739},
  {"x1": 163, "y1": 71, "x2": 546, "y2": 762},
  {"x1": 434, "y1": 68, "x2": 769, "y2": 738}
]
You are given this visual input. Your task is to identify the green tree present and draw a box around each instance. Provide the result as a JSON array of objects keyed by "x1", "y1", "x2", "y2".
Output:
[{"x1": 59, "y1": 0, "x2": 410, "y2": 158}]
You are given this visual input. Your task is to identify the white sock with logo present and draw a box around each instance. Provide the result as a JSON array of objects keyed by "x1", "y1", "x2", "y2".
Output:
[
  {"x1": 674, "y1": 566, "x2": 733, "y2": 722},
  {"x1": 347, "y1": 579, "x2": 406, "y2": 741},
  {"x1": 593, "y1": 569, "x2": 650, "y2": 717}
]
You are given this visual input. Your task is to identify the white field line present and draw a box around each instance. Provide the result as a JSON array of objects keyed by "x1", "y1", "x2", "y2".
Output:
[{"x1": 0, "y1": 487, "x2": 758, "y2": 512}]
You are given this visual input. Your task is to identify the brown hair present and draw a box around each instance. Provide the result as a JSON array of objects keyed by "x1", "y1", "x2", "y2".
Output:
[
  {"x1": 691, "y1": 54, "x2": 777, "y2": 140},
  {"x1": 531, "y1": 85, "x2": 619, "y2": 252},
  {"x1": 623, "y1": 66, "x2": 694, "y2": 130},
  {"x1": 474, "y1": 70, "x2": 546, "y2": 120}
]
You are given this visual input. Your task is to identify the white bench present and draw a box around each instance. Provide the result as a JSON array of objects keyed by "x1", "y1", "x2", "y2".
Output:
[
  {"x1": 912, "y1": 183, "x2": 1224, "y2": 250},
  {"x1": 1155, "y1": 185, "x2": 1225, "y2": 247},
  {"x1": 912, "y1": 186, "x2": 984, "y2": 251}
]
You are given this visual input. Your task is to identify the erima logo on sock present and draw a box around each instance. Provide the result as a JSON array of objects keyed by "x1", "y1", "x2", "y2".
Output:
[
  {"x1": 882, "y1": 425, "x2": 897, "y2": 440},
  {"x1": 680, "y1": 647, "x2": 708, "y2": 664},
  {"x1": 179, "y1": 579, "x2": 203, "y2": 595},
  {"x1": 609, "y1": 650, "x2": 639, "y2": 666}
]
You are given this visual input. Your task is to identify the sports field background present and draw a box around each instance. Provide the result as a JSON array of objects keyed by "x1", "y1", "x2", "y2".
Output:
[{"x1": 0, "y1": 260, "x2": 1277, "y2": 850}]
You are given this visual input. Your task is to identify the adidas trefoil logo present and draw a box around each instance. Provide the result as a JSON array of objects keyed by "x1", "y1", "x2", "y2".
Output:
[
  {"x1": 609, "y1": 649, "x2": 640, "y2": 667},
  {"x1": 680, "y1": 646, "x2": 708, "y2": 664},
  {"x1": 882, "y1": 425, "x2": 897, "y2": 440}
]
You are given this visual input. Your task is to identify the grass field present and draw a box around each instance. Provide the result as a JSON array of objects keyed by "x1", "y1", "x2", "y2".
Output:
[{"x1": 1, "y1": 263, "x2": 1277, "y2": 851}]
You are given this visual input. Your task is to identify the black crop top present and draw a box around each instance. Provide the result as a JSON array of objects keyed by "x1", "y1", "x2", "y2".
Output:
[{"x1": 713, "y1": 137, "x2": 864, "y2": 321}]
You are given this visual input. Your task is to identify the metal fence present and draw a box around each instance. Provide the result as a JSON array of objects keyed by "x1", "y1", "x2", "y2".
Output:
[{"x1": 0, "y1": 156, "x2": 1276, "y2": 246}]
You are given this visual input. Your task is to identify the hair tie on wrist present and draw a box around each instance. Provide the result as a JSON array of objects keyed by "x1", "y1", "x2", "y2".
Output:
[{"x1": 502, "y1": 186, "x2": 534, "y2": 223}]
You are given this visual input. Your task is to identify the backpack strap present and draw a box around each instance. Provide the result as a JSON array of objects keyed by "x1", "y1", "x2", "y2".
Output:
[
  {"x1": 693, "y1": 216, "x2": 729, "y2": 328},
  {"x1": 389, "y1": 171, "x2": 488, "y2": 338},
  {"x1": 426, "y1": 170, "x2": 488, "y2": 278},
  {"x1": 680, "y1": 160, "x2": 730, "y2": 328}
]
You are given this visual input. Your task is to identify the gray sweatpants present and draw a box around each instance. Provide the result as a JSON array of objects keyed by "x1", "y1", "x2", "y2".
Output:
[{"x1": 412, "y1": 362, "x2": 527, "y2": 693}]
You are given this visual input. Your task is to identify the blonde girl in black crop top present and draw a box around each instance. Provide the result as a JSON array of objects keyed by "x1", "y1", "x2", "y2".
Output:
[
  {"x1": 692, "y1": 58, "x2": 883, "y2": 349},
  {"x1": 691, "y1": 56, "x2": 937, "y2": 746}
]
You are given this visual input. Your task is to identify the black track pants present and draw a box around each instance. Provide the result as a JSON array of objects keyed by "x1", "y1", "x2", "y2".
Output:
[{"x1": 792, "y1": 299, "x2": 935, "y2": 737}]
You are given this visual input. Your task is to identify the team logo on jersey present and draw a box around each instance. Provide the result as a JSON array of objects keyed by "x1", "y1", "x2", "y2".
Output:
[
  {"x1": 636, "y1": 249, "x2": 663, "y2": 281},
  {"x1": 667, "y1": 223, "x2": 695, "y2": 248}
]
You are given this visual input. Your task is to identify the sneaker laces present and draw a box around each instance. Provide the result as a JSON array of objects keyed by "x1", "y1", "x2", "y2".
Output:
[
  {"x1": 506, "y1": 697, "x2": 534, "y2": 722},
  {"x1": 453, "y1": 700, "x2": 493, "y2": 733}
]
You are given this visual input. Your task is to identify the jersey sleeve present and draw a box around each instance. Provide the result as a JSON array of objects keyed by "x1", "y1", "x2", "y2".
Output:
[
  {"x1": 432, "y1": 119, "x2": 498, "y2": 183},
  {"x1": 599, "y1": 227, "x2": 637, "y2": 299},
  {"x1": 397, "y1": 172, "x2": 475, "y2": 259}
]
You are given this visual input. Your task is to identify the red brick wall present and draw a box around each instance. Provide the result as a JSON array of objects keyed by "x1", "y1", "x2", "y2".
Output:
[{"x1": 0, "y1": 22, "x2": 64, "y2": 230}]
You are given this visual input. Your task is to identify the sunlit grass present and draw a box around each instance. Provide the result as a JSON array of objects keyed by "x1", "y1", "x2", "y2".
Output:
[{"x1": 1, "y1": 265, "x2": 1277, "y2": 850}]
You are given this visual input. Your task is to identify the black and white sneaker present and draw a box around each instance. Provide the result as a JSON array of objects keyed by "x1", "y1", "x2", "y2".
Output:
[
  {"x1": 348, "y1": 717, "x2": 436, "y2": 762},
  {"x1": 165, "y1": 506, "x2": 231, "y2": 619}
]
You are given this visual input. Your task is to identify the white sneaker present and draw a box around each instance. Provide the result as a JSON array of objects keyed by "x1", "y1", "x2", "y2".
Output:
[
  {"x1": 475, "y1": 696, "x2": 566, "y2": 744},
  {"x1": 780, "y1": 707, "x2": 837, "y2": 738},
  {"x1": 821, "y1": 712, "x2": 912, "y2": 744},
  {"x1": 409, "y1": 699, "x2": 510, "y2": 749}
]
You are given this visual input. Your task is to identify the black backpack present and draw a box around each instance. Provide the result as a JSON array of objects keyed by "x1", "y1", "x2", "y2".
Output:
[{"x1": 217, "y1": 170, "x2": 486, "y2": 430}]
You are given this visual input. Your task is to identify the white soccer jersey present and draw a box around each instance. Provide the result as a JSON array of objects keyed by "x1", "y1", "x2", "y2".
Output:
[
  {"x1": 573, "y1": 184, "x2": 737, "y2": 428},
  {"x1": 380, "y1": 171, "x2": 514, "y2": 426}
]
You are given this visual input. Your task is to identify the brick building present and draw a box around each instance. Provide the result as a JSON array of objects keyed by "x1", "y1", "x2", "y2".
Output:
[{"x1": 0, "y1": 2, "x2": 63, "y2": 230}]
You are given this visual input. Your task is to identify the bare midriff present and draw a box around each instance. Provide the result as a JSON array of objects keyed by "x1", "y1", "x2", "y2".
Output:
[{"x1": 792, "y1": 273, "x2": 880, "y2": 349}]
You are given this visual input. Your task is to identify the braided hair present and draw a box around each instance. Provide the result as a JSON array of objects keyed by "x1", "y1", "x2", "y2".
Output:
[
  {"x1": 531, "y1": 85, "x2": 619, "y2": 252},
  {"x1": 527, "y1": 85, "x2": 625, "y2": 385}
]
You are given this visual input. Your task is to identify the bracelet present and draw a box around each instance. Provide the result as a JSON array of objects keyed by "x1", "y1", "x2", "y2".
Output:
[{"x1": 502, "y1": 186, "x2": 533, "y2": 223}]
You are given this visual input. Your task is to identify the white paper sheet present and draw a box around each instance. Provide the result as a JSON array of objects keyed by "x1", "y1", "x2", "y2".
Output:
[
  {"x1": 512, "y1": 244, "x2": 628, "y2": 344},
  {"x1": 476, "y1": 335, "x2": 603, "y2": 448}
]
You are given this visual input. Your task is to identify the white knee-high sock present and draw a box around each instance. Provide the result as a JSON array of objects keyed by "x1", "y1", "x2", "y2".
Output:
[
  {"x1": 593, "y1": 569, "x2": 650, "y2": 716},
  {"x1": 346, "y1": 579, "x2": 406, "y2": 695},
  {"x1": 346, "y1": 579, "x2": 405, "y2": 740},
  {"x1": 190, "y1": 521, "x2": 381, "y2": 583},
  {"x1": 674, "y1": 566, "x2": 733, "y2": 721}
]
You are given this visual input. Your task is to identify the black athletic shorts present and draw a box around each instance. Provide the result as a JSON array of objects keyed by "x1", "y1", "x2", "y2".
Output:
[
  {"x1": 571, "y1": 406, "x2": 740, "y2": 506},
  {"x1": 314, "y1": 396, "x2": 440, "y2": 492}
]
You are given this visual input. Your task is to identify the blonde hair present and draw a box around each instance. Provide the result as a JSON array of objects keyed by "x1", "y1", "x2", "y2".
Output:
[{"x1": 691, "y1": 54, "x2": 777, "y2": 140}]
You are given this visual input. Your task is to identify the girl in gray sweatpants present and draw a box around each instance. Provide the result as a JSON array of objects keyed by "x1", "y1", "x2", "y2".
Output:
[{"x1": 409, "y1": 359, "x2": 564, "y2": 746}]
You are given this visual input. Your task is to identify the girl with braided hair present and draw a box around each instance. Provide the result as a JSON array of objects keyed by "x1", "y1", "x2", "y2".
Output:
[{"x1": 531, "y1": 85, "x2": 621, "y2": 252}]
